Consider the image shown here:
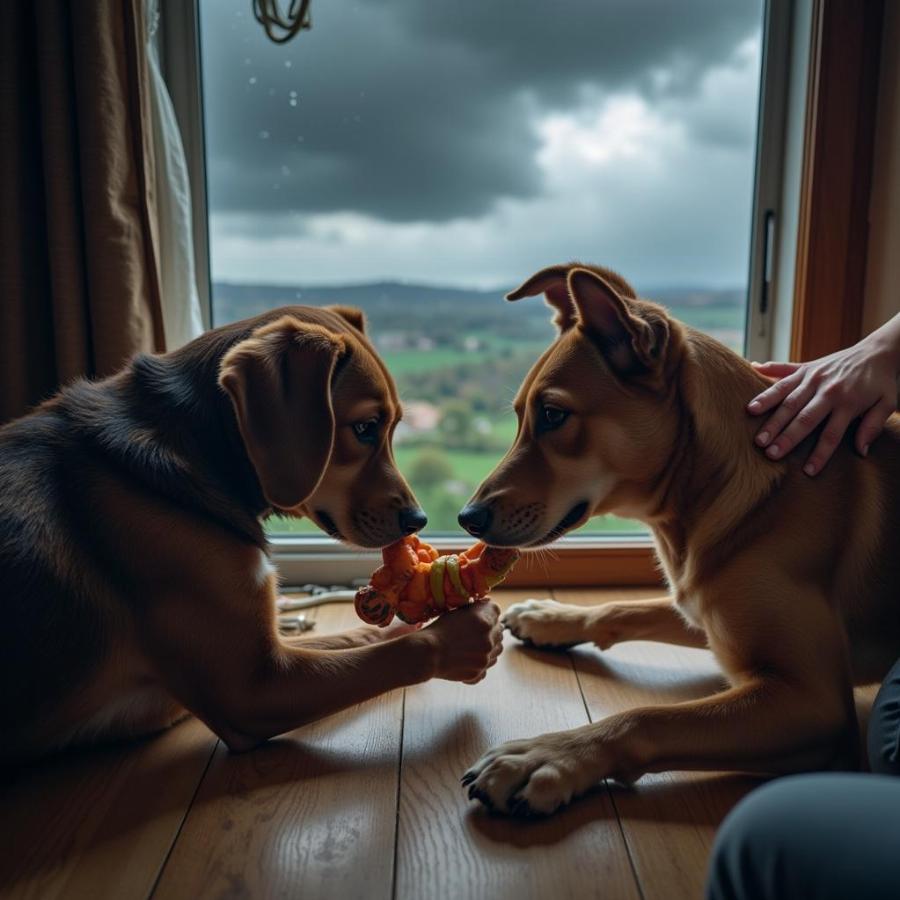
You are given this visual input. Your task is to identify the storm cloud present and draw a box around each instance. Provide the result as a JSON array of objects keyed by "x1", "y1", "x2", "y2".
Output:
[
  {"x1": 200, "y1": 0, "x2": 761, "y2": 222},
  {"x1": 197, "y1": 0, "x2": 764, "y2": 288}
]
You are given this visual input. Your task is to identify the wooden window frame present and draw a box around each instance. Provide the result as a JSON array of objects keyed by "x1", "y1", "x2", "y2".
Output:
[
  {"x1": 791, "y1": 0, "x2": 885, "y2": 362},
  {"x1": 162, "y1": 0, "x2": 876, "y2": 589}
]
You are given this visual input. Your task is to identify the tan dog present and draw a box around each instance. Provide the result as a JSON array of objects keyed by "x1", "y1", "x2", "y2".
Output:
[
  {"x1": 1, "y1": 306, "x2": 502, "y2": 764},
  {"x1": 458, "y1": 263, "x2": 900, "y2": 816}
]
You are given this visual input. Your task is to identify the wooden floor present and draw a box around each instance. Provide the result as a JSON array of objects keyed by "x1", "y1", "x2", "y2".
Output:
[{"x1": 1, "y1": 588, "x2": 764, "y2": 900}]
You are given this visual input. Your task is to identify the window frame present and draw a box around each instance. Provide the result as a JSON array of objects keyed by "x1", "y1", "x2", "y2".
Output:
[
  {"x1": 161, "y1": 0, "x2": 809, "y2": 588},
  {"x1": 790, "y1": 0, "x2": 885, "y2": 362}
]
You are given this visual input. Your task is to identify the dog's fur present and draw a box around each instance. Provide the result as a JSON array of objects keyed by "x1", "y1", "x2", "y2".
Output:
[
  {"x1": 2, "y1": 306, "x2": 460, "y2": 763},
  {"x1": 461, "y1": 263, "x2": 900, "y2": 816}
]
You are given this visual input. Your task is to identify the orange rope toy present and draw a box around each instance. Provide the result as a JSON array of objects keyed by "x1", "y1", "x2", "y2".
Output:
[{"x1": 354, "y1": 535, "x2": 520, "y2": 626}]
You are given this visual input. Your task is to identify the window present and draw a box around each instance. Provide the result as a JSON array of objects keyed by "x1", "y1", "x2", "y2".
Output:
[{"x1": 191, "y1": 0, "x2": 772, "y2": 547}]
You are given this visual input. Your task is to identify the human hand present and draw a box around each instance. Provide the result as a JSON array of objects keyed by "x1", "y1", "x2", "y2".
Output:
[
  {"x1": 418, "y1": 600, "x2": 503, "y2": 684},
  {"x1": 747, "y1": 333, "x2": 899, "y2": 475}
]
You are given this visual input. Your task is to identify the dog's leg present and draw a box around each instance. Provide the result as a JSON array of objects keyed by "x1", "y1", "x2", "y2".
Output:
[
  {"x1": 468, "y1": 588, "x2": 857, "y2": 816},
  {"x1": 464, "y1": 675, "x2": 855, "y2": 816},
  {"x1": 139, "y1": 568, "x2": 501, "y2": 752},
  {"x1": 504, "y1": 596, "x2": 706, "y2": 650},
  {"x1": 283, "y1": 619, "x2": 422, "y2": 651}
]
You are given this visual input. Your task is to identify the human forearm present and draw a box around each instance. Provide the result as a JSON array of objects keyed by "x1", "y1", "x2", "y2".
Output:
[{"x1": 864, "y1": 311, "x2": 900, "y2": 373}]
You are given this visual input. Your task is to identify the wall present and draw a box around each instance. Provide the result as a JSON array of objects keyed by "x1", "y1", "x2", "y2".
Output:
[{"x1": 863, "y1": 1, "x2": 900, "y2": 333}]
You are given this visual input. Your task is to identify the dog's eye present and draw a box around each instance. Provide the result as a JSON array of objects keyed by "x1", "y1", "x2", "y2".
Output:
[
  {"x1": 352, "y1": 418, "x2": 380, "y2": 445},
  {"x1": 538, "y1": 405, "x2": 569, "y2": 433}
]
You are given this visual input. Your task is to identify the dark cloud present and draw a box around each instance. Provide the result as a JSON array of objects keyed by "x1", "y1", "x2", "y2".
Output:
[
  {"x1": 379, "y1": 0, "x2": 761, "y2": 102},
  {"x1": 197, "y1": 0, "x2": 762, "y2": 223}
]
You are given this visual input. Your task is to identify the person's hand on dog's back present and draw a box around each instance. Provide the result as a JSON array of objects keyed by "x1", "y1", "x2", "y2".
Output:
[
  {"x1": 747, "y1": 312, "x2": 900, "y2": 475},
  {"x1": 417, "y1": 600, "x2": 503, "y2": 684}
]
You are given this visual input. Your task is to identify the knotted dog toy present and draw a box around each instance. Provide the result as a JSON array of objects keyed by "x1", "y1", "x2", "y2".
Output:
[{"x1": 354, "y1": 535, "x2": 520, "y2": 626}]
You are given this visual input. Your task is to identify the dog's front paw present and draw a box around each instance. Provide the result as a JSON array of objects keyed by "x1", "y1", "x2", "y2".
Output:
[
  {"x1": 461, "y1": 731, "x2": 602, "y2": 817},
  {"x1": 503, "y1": 599, "x2": 593, "y2": 649}
]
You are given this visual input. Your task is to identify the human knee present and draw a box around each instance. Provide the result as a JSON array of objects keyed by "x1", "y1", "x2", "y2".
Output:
[
  {"x1": 868, "y1": 659, "x2": 900, "y2": 776},
  {"x1": 708, "y1": 780, "x2": 797, "y2": 900},
  {"x1": 707, "y1": 775, "x2": 848, "y2": 900}
]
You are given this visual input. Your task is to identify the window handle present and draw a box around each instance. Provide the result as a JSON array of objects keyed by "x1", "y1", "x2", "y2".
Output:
[{"x1": 760, "y1": 209, "x2": 776, "y2": 315}]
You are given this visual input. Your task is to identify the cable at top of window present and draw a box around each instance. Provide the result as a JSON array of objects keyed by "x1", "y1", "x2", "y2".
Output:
[{"x1": 253, "y1": 0, "x2": 311, "y2": 44}]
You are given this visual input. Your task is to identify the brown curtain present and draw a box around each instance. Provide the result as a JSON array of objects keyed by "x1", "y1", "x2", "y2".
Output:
[{"x1": 0, "y1": 0, "x2": 166, "y2": 423}]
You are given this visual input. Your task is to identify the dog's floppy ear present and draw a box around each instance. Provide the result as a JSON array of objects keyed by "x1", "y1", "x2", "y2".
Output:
[
  {"x1": 328, "y1": 304, "x2": 367, "y2": 334},
  {"x1": 567, "y1": 267, "x2": 668, "y2": 375},
  {"x1": 506, "y1": 264, "x2": 577, "y2": 332},
  {"x1": 219, "y1": 316, "x2": 347, "y2": 510}
]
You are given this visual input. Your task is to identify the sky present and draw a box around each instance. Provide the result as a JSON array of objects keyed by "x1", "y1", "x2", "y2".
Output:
[{"x1": 198, "y1": 0, "x2": 764, "y2": 290}]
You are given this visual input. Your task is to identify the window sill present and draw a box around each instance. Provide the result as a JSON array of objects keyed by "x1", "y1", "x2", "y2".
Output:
[{"x1": 270, "y1": 535, "x2": 662, "y2": 589}]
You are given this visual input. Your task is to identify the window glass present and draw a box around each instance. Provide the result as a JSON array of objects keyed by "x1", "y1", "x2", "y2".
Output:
[{"x1": 198, "y1": 0, "x2": 764, "y2": 535}]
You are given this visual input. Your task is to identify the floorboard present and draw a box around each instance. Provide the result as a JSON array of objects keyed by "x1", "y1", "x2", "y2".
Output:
[
  {"x1": 554, "y1": 588, "x2": 760, "y2": 900},
  {"x1": 0, "y1": 718, "x2": 216, "y2": 900},
  {"x1": 394, "y1": 589, "x2": 640, "y2": 900},
  {"x1": 152, "y1": 601, "x2": 404, "y2": 900}
]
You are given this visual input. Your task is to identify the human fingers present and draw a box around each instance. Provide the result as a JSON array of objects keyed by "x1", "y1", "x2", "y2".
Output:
[
  {"x1": 802, "y1": 408, "x2": 855, "y2": 476},
  {"x1": 754, "y1": 379, "x2": 816, "y2": 451},
  {"x1": 761, "y1": 395, "x2": 831, "y2": 461},
  {"x1": 855, "y1": 398, "x2": 895, "y2": 458},
  {"x1": 747, "y1": 370, "x2": 804, "y2": 417},
  {"x1": 750, "y1": 361, "x2": 802, "y2": 378}
]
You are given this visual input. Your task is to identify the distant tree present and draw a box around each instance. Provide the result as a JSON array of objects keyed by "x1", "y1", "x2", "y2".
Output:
[
  {"x1": 417, "y1": 484, "x2": 470, "y2": 532},
  {"x1": 438, "y1": 400, "x2": 476, "y2": 449},
  {"x1": 408, "y1": 447, "x2": 454, "y2": 489}
]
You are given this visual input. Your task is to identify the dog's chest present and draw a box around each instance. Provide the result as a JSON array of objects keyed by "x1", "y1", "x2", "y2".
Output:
[
  {"x1": 673, "y1": 588, "x2": 704, "y2": 628},
  {"x1": 651, "y1": 537, "x2": 703, "y2": 627}
]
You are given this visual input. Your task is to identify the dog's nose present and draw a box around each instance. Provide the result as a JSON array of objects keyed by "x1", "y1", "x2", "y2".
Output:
[
  {"x1": 458, "y1": 503, "x2": 492, "y2": 537},
  {"x1": 398, "y1": 507, "x2": 428, "y2": 535}
]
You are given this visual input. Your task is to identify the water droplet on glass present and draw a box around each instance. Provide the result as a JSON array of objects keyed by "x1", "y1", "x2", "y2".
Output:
[
  {"x1": 243, "y1": 57, "x2": 252, "y2": 65},
  {"x1": 284, "y1": 60, "x2": 293, "y2": 68},
  {"x1": 289, "y1": 90, "x2": 298, "y2": 98},
  {"x1": 248, "y1": 76, "x2": 257, "y2": 85},
  {"x1": 289, "y1": 99, "x2": 298, "y2": 107},
  {"x1": 280, "y1": 165, "x2": 291, "y2": 176},
  {"x1": 259, "y1": 130, "x2": 270, "y2": 140}
]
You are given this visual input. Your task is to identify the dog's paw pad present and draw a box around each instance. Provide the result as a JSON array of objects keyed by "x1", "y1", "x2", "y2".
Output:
[
  {"x1": 502, "y1": 599, "x2": 589, "y2": 648},
  {"x1": 515, "y1": 764, "x2": 574, "y2": 816}
]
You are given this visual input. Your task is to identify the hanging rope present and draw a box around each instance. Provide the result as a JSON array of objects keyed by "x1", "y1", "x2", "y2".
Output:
[{"x1": 253, "y1": 0, "x2": 312, "y2": 44}]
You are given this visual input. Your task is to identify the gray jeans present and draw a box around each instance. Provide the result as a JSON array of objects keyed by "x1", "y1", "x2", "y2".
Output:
[{"x1": 707, "y1": 657, "x2": 900, "y2": 900}]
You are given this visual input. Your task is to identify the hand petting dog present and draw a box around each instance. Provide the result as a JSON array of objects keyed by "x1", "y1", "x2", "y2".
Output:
[{"x1": 748, "y1": 312, "x2": 900, "y2": 475}]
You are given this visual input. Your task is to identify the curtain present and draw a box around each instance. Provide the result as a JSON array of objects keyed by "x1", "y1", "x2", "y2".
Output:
[
  {"x1": 146, "y1": 0, "x2": 204, "y2": 350},
  {"x1": 0, "y1": 0, "x2": 166, "y2": 423}
]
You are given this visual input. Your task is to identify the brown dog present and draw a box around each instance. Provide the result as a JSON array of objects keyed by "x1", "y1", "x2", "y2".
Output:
[
  {"x1": 1, "y1": 306, "x2": 502, "y2": 764},
  {"x1": 458, "y1": 263, "x2": 900, "y2": 816}
]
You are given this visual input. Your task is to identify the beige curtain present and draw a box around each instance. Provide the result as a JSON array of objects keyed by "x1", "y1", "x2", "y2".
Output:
[{"x1": 0, "y1": 0, "x2": 165, "y2": 423}]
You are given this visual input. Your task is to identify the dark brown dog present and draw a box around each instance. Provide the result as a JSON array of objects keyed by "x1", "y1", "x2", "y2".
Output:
[
  {"x1": 459, "y1": 263, "x2": 900, "y2": 816},
  {"x1": 2, "y1": 306, "x2": 502, "y2": 763}
]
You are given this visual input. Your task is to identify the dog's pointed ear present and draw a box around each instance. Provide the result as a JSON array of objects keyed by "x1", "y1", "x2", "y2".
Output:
[
  {"x1": 328, "y1": 305, "x2": 366, "y2": 334},
  {"x1": 567, "y1": 268, "x2": 669, "y2": 374},
  {"x1": 506, "y1": 265, "x2": 578, "y2": 332},
  {"x1": 219, "y1": 316, "x2": 347, "y2": 510}
]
